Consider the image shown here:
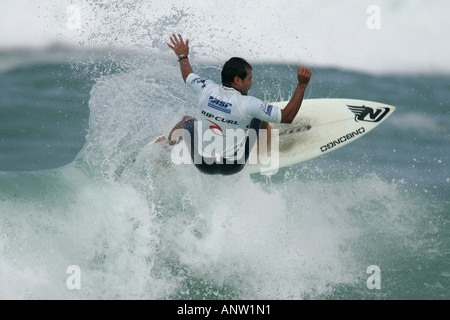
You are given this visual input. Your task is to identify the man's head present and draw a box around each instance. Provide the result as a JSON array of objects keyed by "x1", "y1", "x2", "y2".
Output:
[{"x1": 221, "y1": 57, "x2": 253, "y2": 95}]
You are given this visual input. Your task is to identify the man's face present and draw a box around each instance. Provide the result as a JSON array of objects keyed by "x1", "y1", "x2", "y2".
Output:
[{"x1": 239, "y1": 67, "x2": 253, "y2": 95}]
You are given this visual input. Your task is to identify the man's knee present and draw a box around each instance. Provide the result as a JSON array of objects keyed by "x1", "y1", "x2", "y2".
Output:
[{"x1": 182, "y1": 115, "x2": 196, "y2": 122}]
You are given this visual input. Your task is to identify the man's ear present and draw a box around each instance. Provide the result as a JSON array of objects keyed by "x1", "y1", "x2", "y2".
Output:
[{"x1": 233, "y1": 76, "x2": 242, "y2": 88}]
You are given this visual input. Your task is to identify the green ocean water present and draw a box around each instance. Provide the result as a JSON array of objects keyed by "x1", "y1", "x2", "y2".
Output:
[{"x1": 0, "y1": 48, "x2": 448, "y2": 299}]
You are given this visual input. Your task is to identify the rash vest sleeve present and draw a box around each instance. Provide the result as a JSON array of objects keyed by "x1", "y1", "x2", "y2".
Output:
[
  {"x1": 186, "y1": 73, "x2": 215, "y2": 97},
  {"x1": 244, "y1": 96, "x2": 282, "y2": 123}
]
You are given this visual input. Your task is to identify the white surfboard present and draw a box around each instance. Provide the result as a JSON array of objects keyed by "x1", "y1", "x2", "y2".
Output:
[
  {"x1": 146, "y1": 98, "x2": 395, "y2": 175},
  {"x1": 246, "y1": 98, "x2": 395, "y2": 174}
]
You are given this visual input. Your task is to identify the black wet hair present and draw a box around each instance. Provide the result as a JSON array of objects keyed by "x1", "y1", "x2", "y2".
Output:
[{"x1": 221, "y1": 57, "x2": 252, "y2": 86}]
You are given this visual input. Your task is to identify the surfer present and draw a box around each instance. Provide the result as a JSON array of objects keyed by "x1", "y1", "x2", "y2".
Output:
[{"x1": 166, "y1": 33, "x2": 311, "y2": 175}]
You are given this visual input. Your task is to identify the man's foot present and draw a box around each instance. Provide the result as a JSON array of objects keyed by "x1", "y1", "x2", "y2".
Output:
[{"x1": 154, "y1": 135, "x2": 167, "y2": 143}]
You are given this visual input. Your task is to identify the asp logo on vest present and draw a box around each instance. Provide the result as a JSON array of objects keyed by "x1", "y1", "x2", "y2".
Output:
[{"x1": 208, "y1": 96, "x2": 232, "y2": 114}]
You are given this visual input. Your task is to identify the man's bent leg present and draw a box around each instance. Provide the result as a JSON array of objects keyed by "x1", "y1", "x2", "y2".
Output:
[
  {"x1": 182, "y1": 119, "x2": 228, "y2": 175},
  {"x1": 168, "y1": 115, "x2": 196, "y2": 145}
]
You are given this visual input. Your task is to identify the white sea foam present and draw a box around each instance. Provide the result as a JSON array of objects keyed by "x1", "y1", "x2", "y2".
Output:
[{"x1": 1, "y1": 0, "x2": 449, "y2": 74}]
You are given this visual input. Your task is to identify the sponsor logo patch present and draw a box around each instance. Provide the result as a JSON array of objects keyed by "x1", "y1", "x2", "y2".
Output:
[
  {"x1": 191, "y1": 77, "x2": 207, "y2": 89},
  {"x1": 201, "y1": 110, "x2": 238, "y2": 125},
  {"x1": 208, "y1": 96, "x2": 232, "y2": 114},
  {"x1": 206, "y1": 119, "x2": 223, "y2": 136},
  {"x1": 260, "y1": 103, "x2": 274, "y2": 116}
]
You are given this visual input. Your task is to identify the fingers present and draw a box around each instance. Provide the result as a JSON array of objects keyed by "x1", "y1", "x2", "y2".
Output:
[
  {"x1": 167, "y1": 33, "x2": 190, "y2": 53},
  {"x1": 169, "y1": 33, "x2": 184, "y2": 46},
  {"x1": 167, "y1": 34, "x2": 178, "y2": 48},
  {"x1": 298, "y1": 66, "x2": 312, "y2": 78},
  {"x1": 297, "y1": 66, "x2": 312, "y2": 85},
  {"x1": 167, "y1": 34, "x2": 178, "y2": 49},
  {"x1": 171, "y1": 33, "x2": 180, "y2": 45},
  {"x1": 298, "y1": 66, "x2": 312, "y2": 76}
]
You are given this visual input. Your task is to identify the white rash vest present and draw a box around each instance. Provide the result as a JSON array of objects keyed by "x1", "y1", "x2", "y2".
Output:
[{"x1": 186, "y1": 73, "x2": 282, "y2": 159}]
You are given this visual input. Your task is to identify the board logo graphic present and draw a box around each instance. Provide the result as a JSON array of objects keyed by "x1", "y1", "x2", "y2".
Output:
[
  {"x1": 347, "y1": 105, "x2": 390, "y2": 123},
  {"x1": 279, "y1": 125, "x2": 311, "y2": 136}
]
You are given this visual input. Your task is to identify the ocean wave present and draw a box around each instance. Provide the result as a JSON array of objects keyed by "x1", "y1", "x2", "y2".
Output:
[
  {"x1": 0, "y1": 156, "x2": 433, "y2": 299},
  {"x1": 1, "y1": 35, "x2": 448, "y2": 299}
]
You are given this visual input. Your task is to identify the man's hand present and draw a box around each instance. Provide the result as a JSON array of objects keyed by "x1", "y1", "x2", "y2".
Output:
[
  {"x1": 297, "y1": 66, "x2": 312, "y2": 87},
  {"x1": 280, "y1": 66, "x2": 312, "y2": 123},
  {"x1": 167, "y1": 33, "x2": 190, "y2": 57},
  {"x1": 167, "y1": 33, "x2": 193, "y2": 83}
]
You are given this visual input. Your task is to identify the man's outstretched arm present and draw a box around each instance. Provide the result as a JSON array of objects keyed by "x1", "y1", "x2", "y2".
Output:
[
  {"x1": 280, "y1": 66, "x2": 312, "y2": 123},
  {"x1": 167, "y1": 33, "x2": 193, "y2": 83}
]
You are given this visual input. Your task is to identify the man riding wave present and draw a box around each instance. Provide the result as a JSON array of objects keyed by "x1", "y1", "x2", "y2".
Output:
[{"x1": 166, "y1": 33, "x2": 312, "y2": 175}]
